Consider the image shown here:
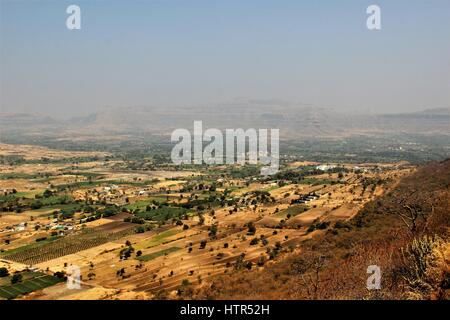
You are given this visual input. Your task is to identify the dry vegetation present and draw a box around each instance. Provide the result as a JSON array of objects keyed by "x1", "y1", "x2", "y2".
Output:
[{"x1": 191, "y1": 160, "x2": 450, "y2": 300}]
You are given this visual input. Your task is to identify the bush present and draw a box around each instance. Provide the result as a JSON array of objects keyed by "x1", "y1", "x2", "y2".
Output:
[
  {"x1": 247, "y1": 222, "x2": 256, "y2": 235},
  {"x1": 401, "y1": 235, "x2": 442, "y2": 298},
  {"x1": 0, "y1": 267, "x2": 9, "y2": 277},
  {"x1": 135, "y1": 226, "x2": 145, "y2": 233},
  {"x1": 209, "y1": 224, "x2": 218, "y2": 238},
  {"x1": 30, "y1": 200, "x2": 43, "y2": 209},
  {"x1": 181, "y1": 279, "x2": 190, "y2": 287},
  {"x1": 11, "y1": 273, "x2": 23, "y2": 284}
]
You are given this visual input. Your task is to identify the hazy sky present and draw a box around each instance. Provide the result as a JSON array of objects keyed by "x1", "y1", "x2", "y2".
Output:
[{"x1": 1, "y1": 0, "x2": 449, "y2": 117}]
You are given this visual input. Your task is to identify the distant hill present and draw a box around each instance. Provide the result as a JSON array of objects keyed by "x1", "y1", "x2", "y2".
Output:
[{"x1": 0, "y1": 102, "x2": 449, "y2": 140}]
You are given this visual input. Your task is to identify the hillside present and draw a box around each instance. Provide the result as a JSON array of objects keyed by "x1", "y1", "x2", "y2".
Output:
[{"x1": 190, "y1": 159, "x2": 450, "y2": 300}]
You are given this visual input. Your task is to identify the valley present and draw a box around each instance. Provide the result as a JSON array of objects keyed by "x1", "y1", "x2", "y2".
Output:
[{"x1": 0, "y1": 143, "x2": 424, "y2": 300}]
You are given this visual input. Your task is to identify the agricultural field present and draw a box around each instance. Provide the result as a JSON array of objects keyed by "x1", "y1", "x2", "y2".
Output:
[
  {"x1": 0, "y1": 143, "x2": 421, "y2": 299},
  {"x1": 0, "y1": 271, "x2": 64, "y2": 300}
]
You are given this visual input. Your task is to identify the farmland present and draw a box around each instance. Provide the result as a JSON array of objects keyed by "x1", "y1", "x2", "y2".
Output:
[
  {"x1": 0, "y1": 143, "x2": 447, "y2": 300},
  {"x1": 0, "y1": 271, "x2": 64, "y2": 300}
]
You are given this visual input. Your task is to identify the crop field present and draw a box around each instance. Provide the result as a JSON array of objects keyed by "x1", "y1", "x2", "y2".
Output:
[
  {"x1": 0, "y1": 272, "x2": 64, "y2": 300},
  {"x1": 1, "y1": 228, "x2": 135, "y2": 265}
]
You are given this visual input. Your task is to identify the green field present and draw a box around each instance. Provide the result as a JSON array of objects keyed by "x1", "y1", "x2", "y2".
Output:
[
  {"x1": 135, "y1": 230, "x2": 180, "y2": 249},
  {"x1": 136, "y1": 246, "x2": 181, "y2": 261},
  {"x1": 0, "y1": 272, "x2": 64, "y2": 300},
  {"x1": 275, "y1": 204, "x2": 309, "y2": 218},
  {"x1": 135, "y1": 206, "x2": 187, "y2": 222},
  {"x1": 31, "y1": 203, "x2": 80, "y2": 213},
  {"x1": 56, "y1": 179, "x2": 157, "y2": 190},
  {"x1": 0, "y1": 190, "x2": 43, "y2": 202},
  {"x1": 0, "y1": 236, "x2": 61, "y2": 257}
]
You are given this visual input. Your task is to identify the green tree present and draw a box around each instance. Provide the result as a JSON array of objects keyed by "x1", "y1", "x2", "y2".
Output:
[
  {"x1": 0, "y1": 267, "x2": 9, "y2": 277},
  {"x1": 11, "y1": 273, "x2": 23, "y2": 284}
]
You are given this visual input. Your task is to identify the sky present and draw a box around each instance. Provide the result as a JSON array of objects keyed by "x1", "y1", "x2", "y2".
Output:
[{"x1": 0, "y1": 0, "x2": 449, "y2": 117}]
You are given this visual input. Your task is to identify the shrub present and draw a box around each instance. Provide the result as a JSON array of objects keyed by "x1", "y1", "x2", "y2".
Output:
[
  {"x1": 135, "y1": 226, "x2": 145, "y2": 233},
  {"x1": 401, "y1": 235, "x2": 442, "y2": 298},
  {"x1": 11, "y1": 273, "x2": 23, "y2": 284},
  {"x1": 247, "y1": 222, "x2": 256, "y2": 235},
  {"x1": 0, "y1": 267, "x2": 9, "y2": 277}
]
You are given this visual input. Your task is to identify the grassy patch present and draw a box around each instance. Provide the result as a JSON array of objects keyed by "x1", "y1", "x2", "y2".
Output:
[
  {"x1": 31, "y1": 203, "x2": 80, "y2": 213},
  {"x1": 275, "y1": 205, "x2": 309, "y2": 218},
  {"x1": 135, "y1": 230, "x2": 179, "y2": 249},
  {"x1": 0, "y1": 190, "x2": 43, "y2": 201},
  {"x1": 136, "y1": 246, "x2": 181, "y2": 261}
]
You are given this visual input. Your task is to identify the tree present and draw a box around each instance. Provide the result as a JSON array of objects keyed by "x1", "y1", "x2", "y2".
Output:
[
  {"x1": 199, "y1": 239, "x2": 207, "y2": 249},
  {"x1": 300, "y1": 254, "x2": 327, "y2": 299},
  {"x1": 198, "y1": 213, "x2": 205, "y2": 225},
  {"x1": 120, "y1": 246, "x2": 134, "y2": 260},
  {"x1": 135, "y1": 226, "x2": 145, "y2": 233},
  {"x1": 116, "y1": 268, "x2": 125, "y2": 277},
  {"x1": 11, "y1": 273, "x2": 23, "y2": 284},
  {"x1": 43, "y1": 189, "x2": 53, "y2": 198},
  {"x1": 387, "y1": 190, "x2": 433, "y2": 234},
  {"x1": 247, "y1": 222, "x2": 256, "y2": 235},
  {"x1": 54, "y1": 271, "x2": 66, "y2": 279},
  {"x1": 0, "y1": 267, "x2": 9, "y2": 277},
  {"x1": 209, "y1": 223, "x2": 218, "y2": 238}
]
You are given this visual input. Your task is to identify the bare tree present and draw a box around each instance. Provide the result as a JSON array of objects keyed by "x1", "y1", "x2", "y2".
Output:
[
  {"x1": 388, "y1": 190, "x2": 433, "y2": 235},
  {"x1": 300, "y1": 255, "x2": 328, "y2": 299}
]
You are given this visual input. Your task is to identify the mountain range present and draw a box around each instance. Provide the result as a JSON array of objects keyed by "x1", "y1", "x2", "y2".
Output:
[{"x1": 0, "y1": 101, "x2": 448, "y2": 141}]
